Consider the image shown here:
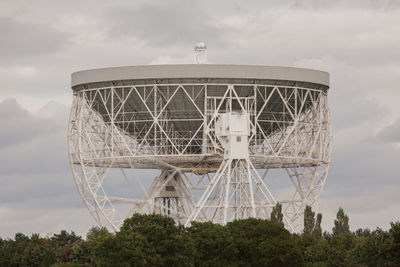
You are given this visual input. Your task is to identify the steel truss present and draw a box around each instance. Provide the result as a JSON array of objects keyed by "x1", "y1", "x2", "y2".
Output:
[{"x1": 68, "y1": 82, "x2": 332, "y2": 231}]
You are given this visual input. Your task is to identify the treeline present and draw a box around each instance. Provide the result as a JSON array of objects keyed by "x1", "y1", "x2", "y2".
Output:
[{"x1": 0, "y1": 206, "x2": 399, "y2": 266}]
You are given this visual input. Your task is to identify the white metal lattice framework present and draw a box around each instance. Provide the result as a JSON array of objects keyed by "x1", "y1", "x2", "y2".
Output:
[{"x1": 68, "y1": 66, "x2": 332, "y2": 232}]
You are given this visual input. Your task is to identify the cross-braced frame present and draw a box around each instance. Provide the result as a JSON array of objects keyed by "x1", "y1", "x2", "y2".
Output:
[{"x1": 68, "y1": 81, "x2": 332, "y2": 232}]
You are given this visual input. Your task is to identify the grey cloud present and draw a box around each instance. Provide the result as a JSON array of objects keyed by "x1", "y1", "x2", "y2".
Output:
[
  {"x1": 331, "y1": 95, "x2": 388, "y2": 131},
  {"x1": 0, "y1": 98, "x2": 69, "y2": 174},
  {"x1": 0, "y1": 98, "x2": 52, "y2": 148},
  {"x1": 0, "y1": 206, "x2": 94, "y2": 239},
  {"x1": 193, "y1": 0, "x2": 400, "y2": 12},
  {"x1": 0, "y1": 99, "x2": 85, "y2": 237},
  {"x1": 0, "y1": 172, "x2": 81, "y2": 208},
  {"x1": 316, "y1": 135, "x2": 400, "y2": 231},
  {"x1": 290, "y1": 0, "x2": 400, "y2": 10},
  {"x1": 36, "y1": 101, "x2": 70, "y2": 120},
  {"x1": 318, "y1": 184, "x2": 400, "y2": 232},
  {"x1": 105, "y1": 2, "x2": 229, "y2": 47},
  {"x1": 0, "y1": 131, "x2": 69, "y2": 175},
  {"x1": 294, "y1": 57, "x2": 391, "y2": 131},
  {"x1": 260, "y1": 15, "x2": 398, "y2": 68},
  {"x1": 0, "y1": 16, "x2": 69, "y2": 62},
  {"x1": 377, "y1": 118, "x2": 400, "y2": 143},
  {"x1": 162, "y1": 2, "x2": 400, "y2": 69},
  {"x1": 324, "y1": 123, "x2": 400, "y2": 199}
]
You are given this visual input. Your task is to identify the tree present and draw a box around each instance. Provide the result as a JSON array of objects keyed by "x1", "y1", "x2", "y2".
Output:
[
  {"x1": 69, "y1": 239, "x2": 92, "y2": 266},
  {"x1": 70, "y1": 226, "x2": 110, "y2": 266},
  {"x1": 303, "y1": 205, "x2": 315, "y2": 235},
  {"x1": 299, "y1": 207, "x2": 324, "y2": 264},
  {"x1": 349, "y1": 228, "x2": 393, "y2": 266},
  {"x1": 97, "y1": 230, "x2": 156, "y2": 266},
  {"x1": 299, "y1": 234, "x2": 330, "y2": 265},
  {"x1": 333, "y1": 207, "x2": 350, "y2": 236},
  {"x1": 314, "y1": 213, "x2": 322, "y2": 238},
  {"x1": 389, "y1": 221, "x2": 400, "y2": 264},
  {"x1": 95, "y1": 214, "x2": 195, "y2": 266},
  {"x1": 51, "y1": 230, "x2": 82, "y2": 263},
  {"x1": 93, "y1": 232, "x2": 123, "y2": 266},
  {"x1": 86, "y1": 226, "x2": 110, "y2": 243},
  {"x1": 9, "y1": 233, "x2": 30, "y2": 266},
  {"x1": 189, "y1": 221, "x2": 236, "y2": 266},
  {"x1": 270, "y1": 202, "x2": 284, "y2": 227},
  {"x1": 227, "y1": 218, "x2": 303, "y2": 266},
  {"x1": 51, "y1": 263, "x2": 86, "y2": 267},
  {"x1": 326, "y1": 232, "x2": 355, "y2": 266},
  {"x1": 52, "y1": 231, "x2": 81, "y2": 248},
  {"x1": 303, "y1": 205, "x2": 322, "y2": 238},
  {"x1": 21, "y1": 233, "x2": 56, "y2": 266}
]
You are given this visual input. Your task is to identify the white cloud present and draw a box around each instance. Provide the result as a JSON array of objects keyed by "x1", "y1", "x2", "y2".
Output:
[
  {"x1": 318, "y1": 184, "x2": 400, "y2": 232},
  {"x1": 0, "y1": 205, "x2": 94, "y2": 239},
  {"x1": 0, "y1": 99, "x2": 91, "y2": 238},
  {"x1": 0, "y1": 17, "x2": 69, "y2": 62},
  {"x1": 377, "y1": 118, "x2": 400, "y2": 143}
]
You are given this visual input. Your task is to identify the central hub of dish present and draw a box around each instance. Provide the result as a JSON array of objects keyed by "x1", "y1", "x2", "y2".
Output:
[{"x1": 216, "y1": 112, "x2": 250, "y2": 159}]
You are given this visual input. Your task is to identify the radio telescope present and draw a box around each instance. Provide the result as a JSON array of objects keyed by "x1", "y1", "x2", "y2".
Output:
[{"x1": 68, "y1": 64, "x2": 331, "y2": 232}]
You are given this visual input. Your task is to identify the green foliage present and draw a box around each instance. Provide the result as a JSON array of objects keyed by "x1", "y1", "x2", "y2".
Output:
[
  {"x1": 326, "y1": 233, "x2": 355, "y2": 266},
  {"x1": 389, "y1": 221, "x2": 400, "y2": 264},
  {"x1": 314, "y1": 213, "x2": 322, "y2": 238},
  {"x1": 189, "y1": 221, "x2": 235, "y2": 266},
  {"x1": 52, "y1": 230, "x2": 81, "y2": 248},
  {"x1": 332, "y1": 207, "x2": 350, "y2": 236},
  {"x1": 21, "y1": 233, "x2": 57, "y2": 266},
  {"x1": 304, "y1": 205, "x2": 315, "y2": 235},
  {"x1": 123, "y1": 214, "x2": 194, "y2": 266},
  {"x1": 95, "y1": 214, "x2": 195, "y2": 266},
  {"x1": 51, "y1": 263, "x2": 86, "y2": 267},
  {"x1": 69, "y1": 239, "x2": 92, "y2": 266},
  {"x1": 227, "y1": 218, "x2": 304, "y2": 266},
  {"x1": 70, "y1": 226, "x2": 110, "y2": 266},
  {"x1": 1, "y1": 212, "x2": 400, "y2": 266},
  {"x1": 270, "y1": 202, "x2": 284, "y2": 227},
  {"x1": 303, "y1": 205, "x2": 323, "y2": 238},
  {"x1": 348, "y1": 228, "x2": 392, "y2": 266},
  {"x1": 51, "y1": 230, "x2": 82, "y2": 263},
  {"x1": 94, "y1": 230, "x2": 153, "y2": 266}
]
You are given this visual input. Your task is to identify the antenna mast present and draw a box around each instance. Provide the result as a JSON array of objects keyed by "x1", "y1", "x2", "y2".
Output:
[{"x1": 194, "y1": 42, "x2": 207, "y2": 64}]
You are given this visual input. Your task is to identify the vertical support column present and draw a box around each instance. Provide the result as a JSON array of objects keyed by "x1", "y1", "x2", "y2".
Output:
[
  {"x1": 319, "y1": 92, "x2": 324, "y2": 158},
  {"x1": 222, "y1": 160, "x2": 232, "y2": 225},
  {"x1": 295, "y1": 87, "x2": 298, "y2": 159},
  {"x1": 154, "y1": 86, "x2": 157, "y2": 154},
  {"x1": 202, "y1": 84, "x2": 208, "y2": 154},
  {"x1": 76, "y1": 93, "x2": 84, "y2": 164},
  {"x1": 247, "y1": 160, "x2": 257, "y2": 217},
  {"x1": 111, "y1": 87, "x2": 114, "y2": 156}
]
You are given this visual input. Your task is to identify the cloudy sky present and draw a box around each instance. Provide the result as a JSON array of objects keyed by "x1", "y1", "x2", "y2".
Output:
[{"x1": 0, "y1": 0, "x2": 399, "y2": 238}]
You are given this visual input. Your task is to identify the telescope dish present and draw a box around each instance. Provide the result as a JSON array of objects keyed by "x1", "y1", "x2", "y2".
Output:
[{"x1": 68, "y1": 64, "x2": 332, "y2": 232}]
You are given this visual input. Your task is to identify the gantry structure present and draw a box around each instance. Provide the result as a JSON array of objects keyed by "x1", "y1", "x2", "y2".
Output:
[{"x1": 68, "y1": 64, "x2": 332, "y2": 232}]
